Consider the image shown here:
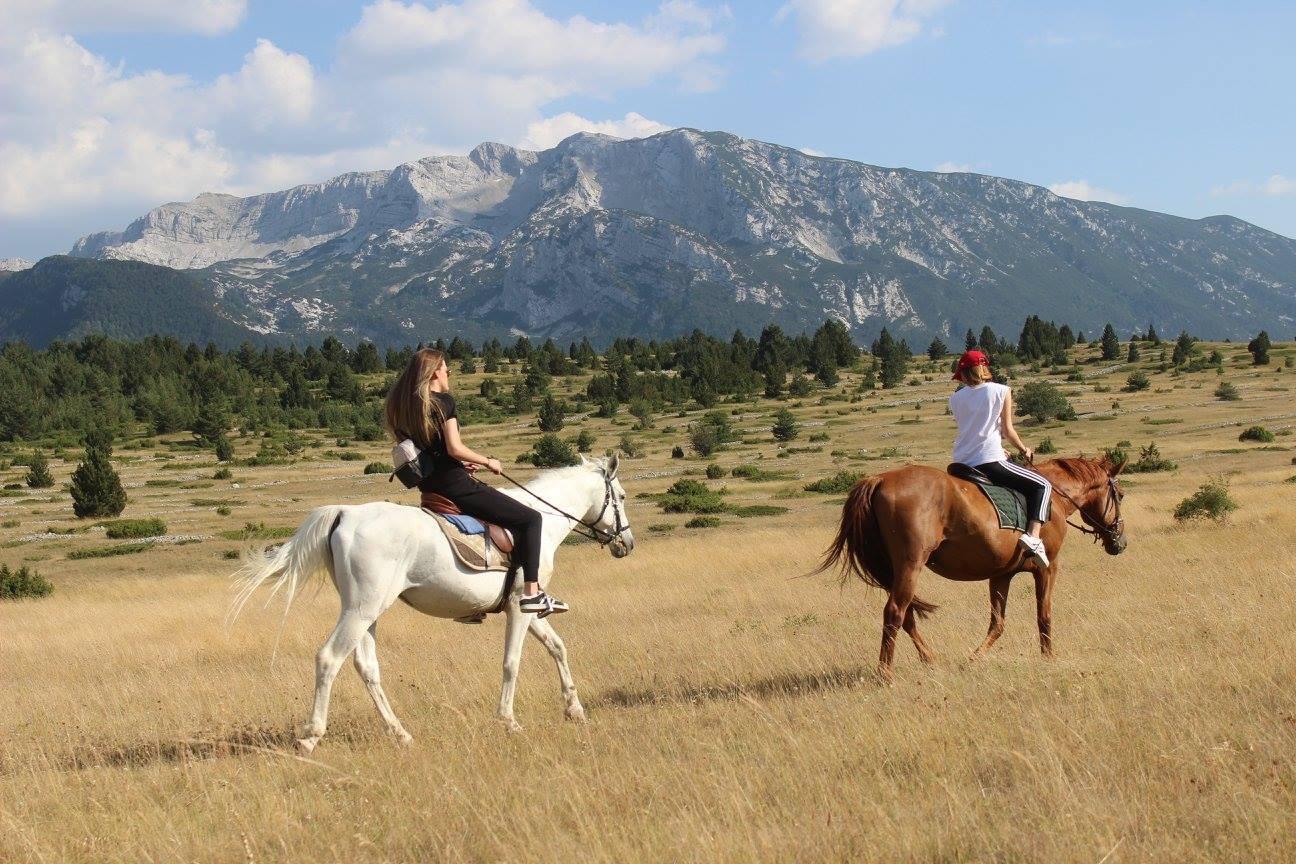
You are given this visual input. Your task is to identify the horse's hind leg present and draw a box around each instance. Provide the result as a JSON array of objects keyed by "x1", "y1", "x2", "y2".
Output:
[
  {"x1": 353, "y1": 623, "x2": 413, "y2": 745},
  {"x1": 878, "y1": 564, "x2": 922, "y2": 684},
  {"x1": 299, "y1": 611, "x2": 371, "y2": 755},
  {"x1": 903, "y1": 605, "x2": 937, "y2": 664},
  {"x1": 972, "y1": 575, "x2": 1012, "y2": 659},
  {"x1": 528, "y1": 617, "x2": 586, "y2": 722}
]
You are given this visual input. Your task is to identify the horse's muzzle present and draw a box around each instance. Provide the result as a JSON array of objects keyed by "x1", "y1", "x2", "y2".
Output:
[
  {"x1": 609, "y1": 531, "x2": 635, "y2": 558},
  {"x1": 1104, "y1": 534, "x2": 1127, "y2": 555}
]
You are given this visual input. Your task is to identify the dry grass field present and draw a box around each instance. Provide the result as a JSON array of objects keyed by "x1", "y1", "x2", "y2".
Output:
[{"x1": 2, "y1": 341, "x2": 1295, "y2": 863}]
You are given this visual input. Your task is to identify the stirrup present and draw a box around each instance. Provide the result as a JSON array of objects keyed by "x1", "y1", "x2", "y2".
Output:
[
  {"x1": 519, "y1": 592, "x2": 569, "y2": 618},
  {"x1": 454, "y1": 613, "x2": 487, "y2": 624}
]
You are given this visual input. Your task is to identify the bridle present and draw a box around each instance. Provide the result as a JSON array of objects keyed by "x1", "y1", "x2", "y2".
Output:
[
  {"x1": 1053, "y1": 475, "x2": 1124, "y2": 545},
  {"x1": 497, "y1": 469, "x2": 630, "y2": 547}
]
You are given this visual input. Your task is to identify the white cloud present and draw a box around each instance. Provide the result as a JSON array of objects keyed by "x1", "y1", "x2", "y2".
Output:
[
  {"x1": 934, "y1": 161, "x2": 971, "y2": 173},
  {"x1": 518, "y1": 112, "x2": 672, "y2": 151},
  {"x1": 798, "y1": 146, "x2": 827, "y2": 157},
  {"x1": 1048, "y1": 180, "x2": 1132, "y2": 205},
  {"x1": 777, "y1": 0, "x2": 953, "y2": 61},
  {"x1": 0, "y1": 0, "x2": 726, "y2": 238},
  {"x1": 1211, "y1": 175, "x2": 1296, "y2": 198},
  {"x1": 8, "y1": 0, "x2": 247, "y2": 35}
]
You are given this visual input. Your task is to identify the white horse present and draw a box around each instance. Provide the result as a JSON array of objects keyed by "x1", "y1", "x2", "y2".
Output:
[{"x1": 229, "y1": 455, "x2": 634, "y2": 753}]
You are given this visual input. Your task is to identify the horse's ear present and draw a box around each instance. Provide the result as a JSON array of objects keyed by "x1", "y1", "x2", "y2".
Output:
[
  {"x1": 578, "y1": 453, "x2": 592, "y2": 467},
  {"x1": 607, "y1": 452, "x2": 621, "y2": 479},
  {"x1": 1109, "y1": 456, "x2": 1126, "y2": 476}
]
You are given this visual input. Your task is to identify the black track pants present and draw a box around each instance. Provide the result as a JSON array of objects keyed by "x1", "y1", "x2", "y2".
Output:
[
  {"x1": 975, "y1": 460, "x2": 1052, "y2": 523},
  {"x1": 421, "y1": 469, "x2": 543, "y2": 584}
]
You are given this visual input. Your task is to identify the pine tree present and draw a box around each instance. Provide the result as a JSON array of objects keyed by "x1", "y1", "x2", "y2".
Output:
[
  {"x1": 1127, "y1": 342, "x2": 1140, "y2": 363},
  {"x1": 964, "y1": 329, "x2": 977, "y2": 351},
  {"x1": 1247, "y1": 331, "x2": 1271, "y2": 365},
  {"x1": 70, "y1": 429, "x2": 126, "y2": 518},
  {"x1": 1146, "y1": 323, "x2": 1160, "y2": 345},
  {"x1": 978, "y1": 326, "x2": 999, "y2": 355},
  {"x1": 537, "y1": 395, "x2": 566, "y2": 432},
  {"x1": 25, "y1": 450, "x2": 54, "y2": 489},
  {"x1": 1100, "y1": 323, "x2": 1121, "y2": 361},
  {"x1": 763, "y1": 358, "x2": 787, "y2": 398},
  {"x1": 214, "y1": 434, "x2": 235, "y2": 462},
  {"x1": 927, "y1": 337, "x2": 949, "y2": 360},
  {"x1": 1172, "y1": 331, "x2": 1197, "y2": 366},
  {"x1": 771, "y1": 408, "x2": 800, "y2": 442},
  {"x1": 192, "y1": 391, "x2": 230, "y2": 446}
]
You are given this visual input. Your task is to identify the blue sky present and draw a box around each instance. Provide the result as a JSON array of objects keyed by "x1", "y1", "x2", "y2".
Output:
[{"x1": 3, "y1": 0, "x2": 1295, "y2": 260}]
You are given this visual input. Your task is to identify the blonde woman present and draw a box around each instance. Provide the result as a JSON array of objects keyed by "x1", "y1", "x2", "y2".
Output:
[
  {"x1": 385, "y1": 348, "x2": 567, "y2": 616},
  {"x1": 949, "y1": 349, "x2": 1052, "y2": 567}
]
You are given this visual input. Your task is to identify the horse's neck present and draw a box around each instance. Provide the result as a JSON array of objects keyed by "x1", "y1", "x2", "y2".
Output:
[
  {"x1": 1040, "y1": 463, "x2": 1096, "y2": 515},
  {"x1": 503, "y1": 471, "x2": 598, "y2": 534}
]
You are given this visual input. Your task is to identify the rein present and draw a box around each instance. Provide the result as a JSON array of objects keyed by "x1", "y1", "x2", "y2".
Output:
[
  {"x1": 1051, "y1": 476, "x2": 1124, "y2": 544},
  {"x1": 492, "y1": 469, "x2": 628, "y2": 547}
]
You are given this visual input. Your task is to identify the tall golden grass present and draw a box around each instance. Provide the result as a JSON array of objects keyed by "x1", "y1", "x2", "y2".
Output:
[{"x1": 2, "y1": 343, "x2": 1294, "y2": 862}]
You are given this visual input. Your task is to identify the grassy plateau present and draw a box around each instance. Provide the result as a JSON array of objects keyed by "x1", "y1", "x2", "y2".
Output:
[{"x1": 1, "y1": 341, "x2": 1294, "y2": 862}]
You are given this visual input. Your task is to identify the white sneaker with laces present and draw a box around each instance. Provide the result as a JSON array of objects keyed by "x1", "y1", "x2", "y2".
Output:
[{"x1": 1019, "y1": 534, "x2": 1050, "y2": 568}]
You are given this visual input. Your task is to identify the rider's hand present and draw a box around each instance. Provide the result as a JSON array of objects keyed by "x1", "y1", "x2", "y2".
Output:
[
  {"x1": 463, "y1": 461, "x2": 480, "y2": 474},
  {"x1": 484, "y1": 457, "x2": 502, "y2": 475},
  {"x1": 1021, "y1": 447, "x2": 1034, "y2": 464}
]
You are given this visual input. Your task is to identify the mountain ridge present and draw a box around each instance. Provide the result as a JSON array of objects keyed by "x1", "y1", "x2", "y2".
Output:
[{"x1": 18, "y1": 127, "x2": 1291, "y2": 347}]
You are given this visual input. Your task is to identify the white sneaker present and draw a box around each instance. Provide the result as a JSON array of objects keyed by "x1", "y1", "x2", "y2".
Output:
[{"x1": 1019, "y1": 535, "x2": 1050, "y2": 568}]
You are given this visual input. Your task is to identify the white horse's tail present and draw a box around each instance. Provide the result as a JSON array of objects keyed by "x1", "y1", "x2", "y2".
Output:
[{"x1": 227, "y1": 505, "x2": 345, "y2": 631}]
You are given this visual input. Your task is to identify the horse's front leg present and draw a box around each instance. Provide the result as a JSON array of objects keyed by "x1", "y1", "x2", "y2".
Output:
[
  {"x1": 972, "y1": 574, "x2": 1013, "y2": 659},
  {"x1": 528, "y1": 616, "x2": 586, "y2": 722},
  {"x1": 496, "y1": 602, "x2": 530, "y2": 732},
  {"x1": 1034, "y1": 566, "x2": 1056, "y2": 658}
]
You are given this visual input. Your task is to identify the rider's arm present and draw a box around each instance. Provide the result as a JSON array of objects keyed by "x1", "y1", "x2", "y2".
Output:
[
  {"x1": 441, "y1": 419, "x2": 501, "y2": 473},
  {"x1": 999, "y1": 389, "x2": 1031, "y2": 458}
]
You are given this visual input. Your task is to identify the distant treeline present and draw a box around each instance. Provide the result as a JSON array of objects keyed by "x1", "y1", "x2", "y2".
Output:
[{"x1": 0, "y1": 315, "x2": 1222, "y2": 445}]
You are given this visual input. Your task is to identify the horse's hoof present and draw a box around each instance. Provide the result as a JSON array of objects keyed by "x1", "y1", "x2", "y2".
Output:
[
  {"x1": 874, "y1": 668, "x2": 895, "y2": 687},
  {"x1": 396, "y1": 731, "x2": 414, "y2": 747},
  {"x1": 295, "y1": 738, "x2": 318, "y2": 756},
  {"x1": 504, "y1": 719, "x2": 524, "y2": 734},
  {"x1": 565, "y1": 705, "x2": 588, "y2": 723}
]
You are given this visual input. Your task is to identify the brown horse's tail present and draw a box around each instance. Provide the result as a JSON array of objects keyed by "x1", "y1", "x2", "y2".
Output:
[{"x1": 814, "y1": 475, "x2": 939, "y2": 619}]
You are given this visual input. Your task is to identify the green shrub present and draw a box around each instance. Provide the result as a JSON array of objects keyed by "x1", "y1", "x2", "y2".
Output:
[
  {"x1": 1015, "y1": 381, "x2": 1076, "y2": 423},
  {"x1": 1214, "y1": 382, "x2": 1240, "y2": 401},
  {"x1": 804, "y1": 470, "x2": 862, "y2": 494},
  {"x1": 215, "y1": 506, "x2": 232, "y2": 516},
  {"x1": 575, "y1": 430, "x2": 596, "y2": 453},
  {"x1": 214, "y1": 435, "x2": 235, "y2": 462},
  {"x1": 218, "y1": 522, "x2": 296, "y2": 541},
  {"x1": 808, "y1": 432, "x2": 830, "y2": 442},
  {"x1": 524, "y1": 434, "x2": 580, "y2": 468},
  {"x1": 364, "y1": 461, "x2": 388, "y2": 475},
  {"x1": 1125, "y1": 442, "x2": 1176, "y2": 473},
  {"x1": 1173, "y1": 477, "x2": 1238, "y2": 522},
  {"x1": 68, "y1": 542, "x2": 155, "y2": 560},
  {"x1": 0, "y1": 564, "x2": 53, "y2": 600},
  {"x1": 671, "y1": 445, "x2": 685, "y2": 459},
  {"x1": 732, "y1": 505, "x2": 790, "y2": 518},
  {"x1": 730, "y1": 464, "x2": 788, "y2": 482},
  {"x1": 212, "y1": 467, "x2": 233, "y2": 480},
  {"x1": 648, "y1": 523, "x2": 677, "y2": 533},
  {"x1": 1124, "y1": 371, "x2": 1151, "y2": 392},
  {"x1": 705, "y1": 463, "x2": 727, "y2": 479},
  {"x1": 1239, "y1": 426, "x2": 1275, "y2": 443},
  {"x1": 771, "y1": 408, "x2": 800, "y2": 442},
  {"x1": 1036, "y1": 437, "x2": 1057, "y2": 455},
  {"x1": 104, "y1": 518, "x2": 166, "y2": 539},
  {"x1": 684, "y1": 516, "x2": 723, "y2": 529},
  {"x1": 25, "y1": 451, "x2": 54, "y2": 489},
  {"x1": 659, "y1": 479, "x2": 727, "y2": 514}
]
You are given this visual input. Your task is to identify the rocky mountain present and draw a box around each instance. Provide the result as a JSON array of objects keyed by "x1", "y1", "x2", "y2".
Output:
[
  {"x1": 0, "y1": 258, "x2": 34, "y2": 273},
  {"x1": 35, "y1": 129, "x2": 1296, "y2": 347}
]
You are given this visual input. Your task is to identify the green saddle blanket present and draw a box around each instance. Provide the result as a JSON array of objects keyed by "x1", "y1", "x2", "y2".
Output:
[{"x1": 948, "y1": 464, "x2": 1028, "y2": 532}]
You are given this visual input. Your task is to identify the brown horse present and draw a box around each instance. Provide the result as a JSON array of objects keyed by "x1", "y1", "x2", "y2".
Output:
[{"x1": 817, "y1": 455, "x2": 1127, "y2": 682}]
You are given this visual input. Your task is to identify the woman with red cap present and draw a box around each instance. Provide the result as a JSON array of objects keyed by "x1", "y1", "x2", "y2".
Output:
[{"x1": 949, "y1": 350, "x2": 1052, "y2": 567}]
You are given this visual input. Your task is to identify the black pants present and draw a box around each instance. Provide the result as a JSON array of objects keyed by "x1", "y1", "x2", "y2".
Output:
[
  {"x1": 421, "y1": 469, "x2": 543, "y2": 584},
  {"x1": 975, "y1": 460, "x2": 1052, "y2": 523}
]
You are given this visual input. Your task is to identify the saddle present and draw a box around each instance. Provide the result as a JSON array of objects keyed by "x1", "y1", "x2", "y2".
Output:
[
  {"x1": 420, "y1": 492, "x2": 515, "y2": 554},
  {"x1": 947, "y1": 463, "x2": 1028, "y2": 532}
]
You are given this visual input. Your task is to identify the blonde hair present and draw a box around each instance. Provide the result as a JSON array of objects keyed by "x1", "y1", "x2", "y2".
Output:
[
  {"x1": 384, "y1": 348, "x2": 448, "y2": 449},
  {"x1": 957, "y1": 363, "x2": 993, "y2": 386}
]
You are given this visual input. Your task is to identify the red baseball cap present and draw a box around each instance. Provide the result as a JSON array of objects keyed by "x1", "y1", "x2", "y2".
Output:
[{"x1": 952, "y1": 349, "x2": 990, "y2": 380}]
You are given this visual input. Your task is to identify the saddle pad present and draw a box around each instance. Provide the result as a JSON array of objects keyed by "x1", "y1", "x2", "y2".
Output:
[
  {"x1": 976, "y1": 483, "x2": 1029, "y2": 533},
  {"x1": 423, "y1": 508, "x2": 511, "y2": 573},
  {"x1": 444, "y1": 513, "x2": 486, "y2": 534}
]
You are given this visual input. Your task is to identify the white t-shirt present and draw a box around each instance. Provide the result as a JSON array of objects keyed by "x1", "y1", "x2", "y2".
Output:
[{"x1": 949, "y1": 381, "x2": 1009, "y2": 466}]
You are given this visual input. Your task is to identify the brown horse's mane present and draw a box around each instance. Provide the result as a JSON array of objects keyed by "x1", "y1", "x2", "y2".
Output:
[{"x1": 1037, "y1": 455, "x2": 1110, "y2": 490}]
